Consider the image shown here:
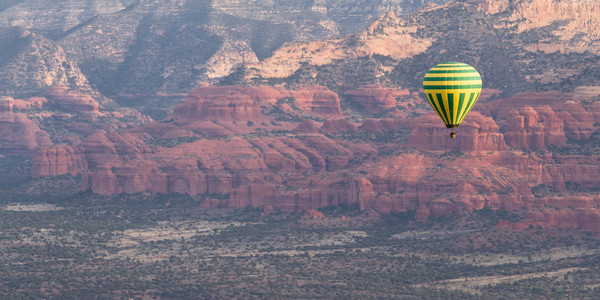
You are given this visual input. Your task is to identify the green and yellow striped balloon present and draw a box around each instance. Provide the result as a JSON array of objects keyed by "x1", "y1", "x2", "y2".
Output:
[{"x1": 423, "y1": 62, "x2": 482, "y2": 128}]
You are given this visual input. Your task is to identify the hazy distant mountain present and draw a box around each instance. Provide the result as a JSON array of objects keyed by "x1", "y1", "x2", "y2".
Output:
[
  {"x1": 235, "y1": 0, "x2": 600, "y2": 96},
  {"x1": 0, "y1": 27, "x2": 92, "y2": 97},
  {"x1": 0, "y1": 0, "x2": 448, "y2": 99}
]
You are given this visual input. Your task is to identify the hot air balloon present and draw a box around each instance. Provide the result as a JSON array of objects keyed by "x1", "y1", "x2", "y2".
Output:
[{"x1": 423, "y1": 62, "x2": 482, "y2": 138}]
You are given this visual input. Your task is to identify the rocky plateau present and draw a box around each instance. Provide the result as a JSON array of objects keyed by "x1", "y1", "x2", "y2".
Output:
[{"x1": 28, "y1": 81, "x2": 600, "y2": 234}]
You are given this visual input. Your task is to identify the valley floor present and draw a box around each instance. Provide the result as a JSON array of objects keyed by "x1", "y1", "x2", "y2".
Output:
[{"x1": 1, "y1": 192, "x2": 600, "y2": 299}]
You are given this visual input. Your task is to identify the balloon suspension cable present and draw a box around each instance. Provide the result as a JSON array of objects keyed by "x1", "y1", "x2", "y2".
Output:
[{"x1": 447, "y1": 126, "x2": 458, "y2": 139}]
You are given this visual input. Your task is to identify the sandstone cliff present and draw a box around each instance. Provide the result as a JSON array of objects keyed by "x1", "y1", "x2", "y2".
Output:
[
  {"x1": 45, "y1": 85, "x2": 100, "y2": 115},
  {"x1": 290, "y1": 86, "x2": 343, "y2": 117},
  {"x1": 26, "y1": 80, "x2": 600, "y2": 235},
  {"x1": 0, "y1": 97, "x2": 52, "y2": 156},
  {"x1": 345, "y1": 85, "x2": 410, "y2": 114},
  {"x1": 33, "y1": 146, "x2": 86, "y2": 177},
  {"x1": 407, "y1": 112, "x2": 508, "y2": 153}
]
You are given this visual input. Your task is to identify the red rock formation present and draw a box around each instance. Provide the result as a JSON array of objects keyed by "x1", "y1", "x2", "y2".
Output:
[
  {"x1": 12, "y1": 97, "x2": 47, "y2": 110},
  {"x1": 26, "y1": 83, "x2": 600, "y2": 234},
  {"x1": 415, "y1": 206, "x2": 431, "y2": 222},
  {"x1": 359, "y1": 119, "x2": 382, "y2": 132},
  {"x1": 80, "y1": 131, "x2": 120, "y2": 170},
  {"x1": 250, "y1": 138, "x2": 313, "y2": 172},
  {"x1": 483, "y1": 92, "x2": 596, "y2": 149},
  {"x1": 481, "y1": 92, "x2": 573, "y2": 119},
  {"x1": 0, "y1": 97, "x2": 52, "y2": 156},
  {"x1": 51, "y1": 127, "x2": 368, "y2": 209},
  {"x1": 45, "y1": 85, "x2": 100, "y2": 114},
  {"x1": 172, "y1": 88, "x2": 265, "y2": 121},
  {"x1": 377, "y1": 118, "x2": 405, "y2": 131},
  {"x1": 504, "y1": 110, "x2": 528, "y2": 149},
  {"x1": 187, "y1": 122, "x2": 240, "y2": 137},
  {"x1": 172, "y1": 85, "x2": 346, "y2": 124},
  {"x1": 356, "y1": 118, "x2": 405, "y2": 132},
  {"x1": 293, "y1": 120, "x2": 319, "y2": 134},
  {"x1": 300, "y1": 135, "x2": 353, "y2": 171},
  {"x1": 407, "y1": 112, "x2": 508, "y2": 153},
  {"x1": 32, "y1": 146, "x2": 86, "y2": 177},
  {"x1": 558, "y1": 101, "x2": 595, "y2": 140},
  {"x1": 290, "y1": 86, "x2": 343, "y2": 117},
  {"x1": 357, "y1": 177, "x2": 377, "y2": 210},
  {"x1": 547, "y1": 155, "x2": 600, "y2": 191},
  {"x1": 345, "y1": 85, "x2": 409, "y2": 114},
  {"x1": 279, "y1": 137, "x2": 327, "y2": 171},
  {"x1": 373, "y1": 193, "x2": 393, "y2": 214},
  {"x1": 499, "y1": 207, "x2": 600, "y2": 235},
  {"x1": 171, "y1": 85, "x2": 292, "y2": 122},
  {"x1": 76, "y1": 137, "x2": 261, "y2": 195},
  {"x1": 356, "y1": 152, "x2": 537, "y2": 221},
  {"x1": 0, "y1": 97, "x2": 14, "y2": 112},
  {"x1": 320, "y1": 119, "x2": 358, "y2": 133},
  {"x1": 181, "y1": 86, "x2": 288, "y2": 106},
  {"x1": 503, "y1": 105, "x2": 567, "y2": 150}
]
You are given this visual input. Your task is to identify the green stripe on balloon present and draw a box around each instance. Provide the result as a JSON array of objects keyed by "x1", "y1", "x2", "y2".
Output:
[
  {"x1": 456, "y1": 93, "x2": 465, "y2": 123},
  {"x1": 448, "y1": 93, "x2": 455, "y2": 124},
  {"x1": 424, "y1": 84, "x2": 482, "y2": 89}
]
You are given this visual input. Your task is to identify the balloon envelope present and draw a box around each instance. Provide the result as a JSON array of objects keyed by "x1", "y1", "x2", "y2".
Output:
[{"x1": 423, "y1": 62, "x2": 482, "y2": 128}]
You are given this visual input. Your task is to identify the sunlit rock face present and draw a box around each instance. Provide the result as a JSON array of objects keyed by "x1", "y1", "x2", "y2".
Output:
[
  {"x1": 0, "y1": 28, "x2": 91, "y2": 97},
  {"x1": 407, "y1": 112, "x2": 508, "y2": 153}
]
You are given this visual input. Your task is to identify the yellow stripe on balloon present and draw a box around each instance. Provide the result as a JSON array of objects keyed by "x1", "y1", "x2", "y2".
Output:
[
  {"x1": 424, "y1": 80, "x2": 482, "y2": 85},
  {"x1": 428, "y1": 67, "x2": 476, "y2": 71},
  {"x1": 442, "y1": 93, "x2": 451, "y2": 124}
]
